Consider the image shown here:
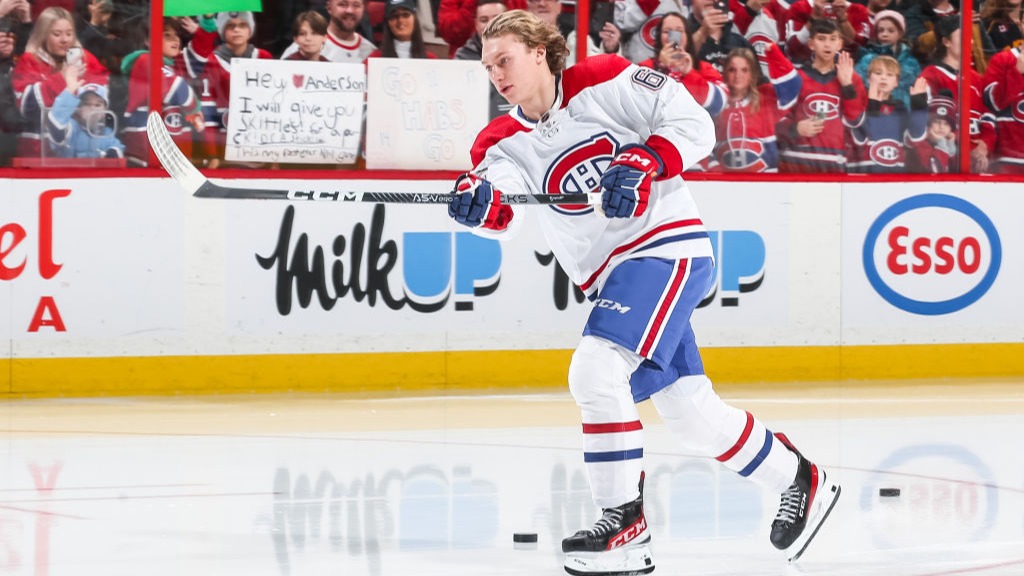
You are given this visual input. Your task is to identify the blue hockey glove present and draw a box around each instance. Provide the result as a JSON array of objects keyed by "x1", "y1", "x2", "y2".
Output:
[
  {"x1": 447, "y1": 173, "x2": 513, "y2": 231},
  {"x1": 600, "y1": 144, "x2": 664, "y2": 218}
]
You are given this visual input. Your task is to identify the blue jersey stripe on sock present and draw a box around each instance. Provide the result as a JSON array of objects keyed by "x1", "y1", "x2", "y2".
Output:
[
  {"x1": 738, "y1": 429, "x2": 774, "y2": 477},
  {"x1": 584, "y1": 448, "x2": 644, "y2": 463}
]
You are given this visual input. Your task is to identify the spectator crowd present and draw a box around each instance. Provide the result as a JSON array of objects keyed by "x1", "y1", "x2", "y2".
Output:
[{"x1": 0, "y1": 0, "x2": 1022, "y2": 173}]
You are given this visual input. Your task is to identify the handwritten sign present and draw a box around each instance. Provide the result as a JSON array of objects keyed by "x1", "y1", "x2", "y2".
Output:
[
  {"x1": 365, "y1": 59, "x2": 490, "y2": 170},
  {"x1": 226, "y1": 59, "x2": 365, "y2": 164}
]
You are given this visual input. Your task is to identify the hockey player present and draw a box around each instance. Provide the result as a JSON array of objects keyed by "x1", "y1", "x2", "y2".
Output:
[
  {"x1": 777, "y1": 18, "x2": 866, "y2": 173},
  {"x1": 448, "y1": 9, "x2": 840, "y2": 575}
]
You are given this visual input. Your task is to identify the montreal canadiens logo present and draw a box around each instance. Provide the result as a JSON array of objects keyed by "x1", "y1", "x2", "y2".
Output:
[
  {"x1": 163, "y1": 106, "x2": 186, "y2": 135},
  {"x1": 543, "y1": 132, "x2": 619, "y2": 215},
  {"x1": 639, "y1": 16, "x2": 663, "y2": 53},
  {"x1": 803, "y1": 94, "x2": 840, "y2": 121},
  {"x1": 869, "y1": 139, "x2": 901, "y2": 167},
  {"x1": 862, "y1": 194, "x2": 1001, "y2": 315},
  {"x1": 1013, "y1": 100, "x2": 1024, "y2": 122}
]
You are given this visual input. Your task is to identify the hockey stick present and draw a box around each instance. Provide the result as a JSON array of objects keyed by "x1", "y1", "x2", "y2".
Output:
[{"x1": 145, "y1": 112, "x2": 597, "y2": 206}]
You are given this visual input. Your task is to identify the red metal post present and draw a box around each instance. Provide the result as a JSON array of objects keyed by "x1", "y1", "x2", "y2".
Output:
[
  {"x1": 148, "y1": 0, "x2": 164, "y2": 167},
  {"x1": 959, "y1": 2, "x2": 972, "y2": 174},
  {"x1": 576, "y1": 0, "x2": 590, "y2": 64}
]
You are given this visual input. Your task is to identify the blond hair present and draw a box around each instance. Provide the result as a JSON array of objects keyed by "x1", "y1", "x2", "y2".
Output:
[
  {"x1": 867, "y1": 55, "x2": 901, "y2": 78},
  {"x1": 482, "y1": 9, "x2": 569, "y2": 73},
  {"x1": 26, "y1": 7, "x2": 79, "y2": 66},
  {"x1": 724, "y1": 48, "x2": 762, "y2": 113}
]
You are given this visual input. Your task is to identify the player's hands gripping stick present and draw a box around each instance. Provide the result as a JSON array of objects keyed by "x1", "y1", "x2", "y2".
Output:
[
  {"x1": 599, "y1": 144, "x2": 663, "y2": 218},
  {"x1": 447, "y1": 173, "x2": 513, "y2": 230}
]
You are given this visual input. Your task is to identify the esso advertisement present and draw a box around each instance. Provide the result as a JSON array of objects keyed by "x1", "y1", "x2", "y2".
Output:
[
  {"x1": 842, "y1": 185, "x2": 1021, "y2": 344},
  {"x1": 863, "y1": 194, "x2": 1001, "y2": 315}
]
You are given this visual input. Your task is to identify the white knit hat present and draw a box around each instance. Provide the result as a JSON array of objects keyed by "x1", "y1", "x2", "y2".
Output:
[{"x1": 216, "y1": 11, "x2": 256, "y2": 38}]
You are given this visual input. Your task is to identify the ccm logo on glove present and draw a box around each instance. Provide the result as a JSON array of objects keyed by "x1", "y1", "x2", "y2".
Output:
[
  {"x1": 600, "y1": 144, "x2": 663, "y2": 218},
  {"x1": 447, "y1": 173, "x2": 514, "y2": 231}
]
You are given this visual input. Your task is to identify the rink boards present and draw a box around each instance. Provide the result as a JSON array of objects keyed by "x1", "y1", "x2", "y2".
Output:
[{"x1": 1, "y1": 177, "x2": 1021, "y2": 396}]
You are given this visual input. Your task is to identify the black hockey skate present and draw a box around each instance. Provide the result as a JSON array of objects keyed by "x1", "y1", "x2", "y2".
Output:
[
  {"x1": 562, "y1": 474, "x2": 654, "y2": 576},
  {"x1": 770, "y1": 433, "x2": 841, "y2": 562}
]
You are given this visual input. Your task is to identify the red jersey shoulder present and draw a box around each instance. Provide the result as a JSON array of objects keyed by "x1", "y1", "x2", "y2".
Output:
[
  {"x1": 470, "y1": 114, "x2": 531, "y2": 166},
  {"x1": 560, "y1": 54, "x2": 632, "y2": 105}
]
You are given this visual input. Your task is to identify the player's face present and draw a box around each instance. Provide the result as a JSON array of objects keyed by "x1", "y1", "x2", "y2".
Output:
[
  {"x1": 295, "y1": 22, "x2": 326, "y2": 57},
  {"x1": 162, "y1": 28, "x2": 181, "y2": 59},
  {"x1": 481, "y1": 34, "x2": 546, "y2": 106},
  {"x1": 724, "y1": 55, "x2": 752, "y2": 93},
  {"x1": 46, "y1": 18, "x2": 75, "y2": 58},
  {"x1": 875, "y1": 19, "x2": 901, "y2": 45}
]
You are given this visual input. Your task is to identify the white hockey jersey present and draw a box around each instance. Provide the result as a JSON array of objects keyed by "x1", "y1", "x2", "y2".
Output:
[{"x1": 469, "y1": 54, "x2": 715, "y2": 298}]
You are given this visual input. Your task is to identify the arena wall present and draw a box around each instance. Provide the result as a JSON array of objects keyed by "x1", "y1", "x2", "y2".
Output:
[{"x1": 1, "y1": 177, "x2": 1020, "y2": 397}]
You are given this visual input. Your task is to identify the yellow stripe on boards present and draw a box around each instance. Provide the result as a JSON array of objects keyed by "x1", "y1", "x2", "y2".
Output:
[{"x1": 4, "y1": 343, "x2": 1024, "y2": 398}]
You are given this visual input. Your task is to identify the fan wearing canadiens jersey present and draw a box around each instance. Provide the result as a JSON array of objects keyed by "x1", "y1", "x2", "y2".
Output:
[
  {"x1": 777, "y1": 18, "x2": 866, "y2": 173},
  {"x1": 448, "y1": 10, "x2": 840, "y2": 575}
]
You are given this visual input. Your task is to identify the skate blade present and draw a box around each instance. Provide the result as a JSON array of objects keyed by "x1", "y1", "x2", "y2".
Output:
[
  {"x1": 787, "y1": 479, "x2": 841, "y2": 562},
  {"x1": 564, "y1": 538, "x2": 655, "y2": 576}
]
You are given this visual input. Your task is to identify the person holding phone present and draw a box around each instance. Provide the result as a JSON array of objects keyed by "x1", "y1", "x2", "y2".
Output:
[
  {"x1": 780, "y1": 0, "x2": 870, "y2": 63},
  {"x1": 687, "y1": 0, "x2": 752, "y2": 73},
  {"x1": 777, "y1": 18, "x2": 866, "y2": 173},
  {"x1": 11, "y1": 6, "x2": 108, "y2": 159},
  {"x1": 637, "y1": 12, "x2": 727, "y2": 120}
]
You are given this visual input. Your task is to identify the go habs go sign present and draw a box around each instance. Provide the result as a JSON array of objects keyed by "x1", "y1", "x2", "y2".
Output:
[{"x1": 862, "y1": 194, "x2": 1002, "y2": 316}]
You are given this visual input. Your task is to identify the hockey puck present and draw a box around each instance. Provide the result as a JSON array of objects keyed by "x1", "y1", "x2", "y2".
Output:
[
  {"x1": 513, "y1": 533, "x2": 538, "y2": 543},
  {"x1": 879, "y1": 488, "x2": 901, "y2": 497}
]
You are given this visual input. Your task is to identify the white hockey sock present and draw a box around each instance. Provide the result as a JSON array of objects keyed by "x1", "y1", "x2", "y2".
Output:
[
  {"x1": 569, "y1": 336, "x2": 646, "y2": 508},
  {"x1": 651, "y1": 375, "x2": 797, "y2": 494}
]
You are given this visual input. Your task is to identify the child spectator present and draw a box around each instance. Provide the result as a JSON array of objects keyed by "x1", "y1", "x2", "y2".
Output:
[
  {"x1": 44, "y1": 78, "x2": 123, "y2": 158},
  {"x1": 11, "y1": 6, "x2": 109, "y2": 158},
  {"x1": 120, "y1": 18, "x2": 202, "y2": 167},
  {"x1": 920, "y1": 16, "x2": 995, "y2": 173},
  {"x1": 780, "y1": 0, "x2": 871, "y2": 63},
  {"x1": 849, "y1": 56, "x2": 929, "y2": 172},
  {"x1": 712, "y1": 43, "x2": 801, "y2": 172},
  {"x1": 639, "y1": 12, "x2": 727, "y2": 118},
  {"x1": 855, "y1": 10, "x2": 921, "y2": 110},
  {"x1": 365, "y1": 0, "x2": 438, "y2": 59},
  {"x1": 777, "y1": 18, "x2": 866, "y2": 173},
  {"x1": 280, "y1": 0, "x2": 377, "y2": 63},
  {"x1": 285, "y1": 11, "x2": 330, "y2": 61},
  {"x1": 909, "y1": 89, "x2": 956, "y2": 172},
  {"x1": 178, "y1": 12, "x2": 272, "y2": 168},
  {"x1": 981, "y1": 42, "x2": 1024, "y2": 173},
  {"x1": 438, "y1": 0, "x2": 524, "y2": 58}
]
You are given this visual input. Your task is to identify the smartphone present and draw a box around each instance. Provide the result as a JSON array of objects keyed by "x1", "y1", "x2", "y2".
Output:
[
  {"x1": 815, "y1": 110, "x2": 827, "y2": 121},
  {"x1": 714, "y1": 0, "x2": 729, "y2": 13},
  {"x1": 667, "y1": 29, "x2": 683, "y2": 48},
  {"x1": 66, "y1": 46, "x2": 83, "y2": 66}
]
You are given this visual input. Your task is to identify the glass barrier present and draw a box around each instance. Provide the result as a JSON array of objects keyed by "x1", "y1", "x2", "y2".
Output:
[{"x1": 0, "y1": 0, "x2": 1011, "y2": 176}]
